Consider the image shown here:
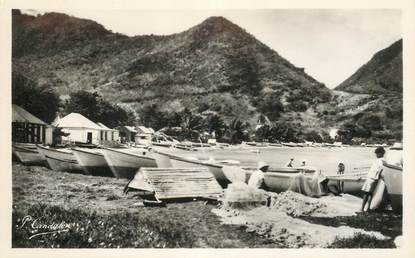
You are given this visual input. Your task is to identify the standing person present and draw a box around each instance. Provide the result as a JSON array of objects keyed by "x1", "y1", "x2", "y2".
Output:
[
  {"x1": 360, "y1": 147, "x2": 386, "y2": 212},
  {"x1": 285, "y1": 158, "x2": 294, "y2": 167},
  {"x1": 337, "y1": 162, "x2": 345, "y2": 193},
  {"x1": 248, "y1": 161, "x2": 269, "y2": 189}
]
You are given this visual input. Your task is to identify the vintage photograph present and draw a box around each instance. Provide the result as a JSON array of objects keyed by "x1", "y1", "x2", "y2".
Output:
[{"x1": 11, "y1": 8, "x2": 403, "y2": 248}]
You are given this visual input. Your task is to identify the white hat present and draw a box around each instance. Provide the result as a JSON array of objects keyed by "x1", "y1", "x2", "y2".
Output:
[{"x1": 258, "y1": 161, "x2": 269, "y2": 169}]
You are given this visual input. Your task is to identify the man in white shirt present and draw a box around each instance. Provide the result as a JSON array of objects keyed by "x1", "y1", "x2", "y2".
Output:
[
  {"x1": 360, "y1": 147, "x2": 385, "y2": 212},
  {"x1": 248, "y1": 161, "x2": 269, "y2": 189}
]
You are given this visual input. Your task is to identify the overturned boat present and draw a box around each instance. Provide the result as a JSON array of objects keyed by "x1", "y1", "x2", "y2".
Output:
[
  {"x1": 36, "y1": 145, "x2": 83, "y2": 173},
  {"x1": 72, "y1": 148, "x2": 114, "y2": 177},
  {"x1": 102, "y1": 147, "x2": 157, "y2": 179}
]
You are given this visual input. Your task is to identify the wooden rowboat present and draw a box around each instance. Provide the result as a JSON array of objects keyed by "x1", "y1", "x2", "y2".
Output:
[
  {"x1": 102, "y1": 147, "x2": 157, "y2": 179},
  {"x1": 325, "y1": 173, "x2": 367, "y2": 196},
  {"x1": 12, "y1": 143, "x2": 45, "y2": 165},
  {"x1": 36, "y1": 145, "x2": 83, "y2": 173},
  {"x1": 151, "y1": 150, "x2": 317, "y2": 188},
  {"x1": 72, "y1": 148, "x2": 114, "y2": 177}
]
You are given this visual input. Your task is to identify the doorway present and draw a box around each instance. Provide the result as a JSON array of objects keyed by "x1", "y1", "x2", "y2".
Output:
[{"x1": 87, "y1": 132, "x2": 93, "y2": 144}]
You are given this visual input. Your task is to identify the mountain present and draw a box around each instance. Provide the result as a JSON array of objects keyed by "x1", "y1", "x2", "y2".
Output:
[
  {"x1": 12, "y1": 10, "x2": 403, "y2": 142},
  {"x1": 335, "y1": 39, "x2": 402, "y2": 95},
  {"x1": 330, "y1": 39, "x2": 403, "y2": 142},
  {"x1": 12, "y1": 11, "x2": 331, "y2": 129}
]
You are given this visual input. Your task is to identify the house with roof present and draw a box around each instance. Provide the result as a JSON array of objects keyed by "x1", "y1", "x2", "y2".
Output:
[
  {"x1": 136, "y1": 126, "x2": 155, "y2": 144},
  {"x1": 53, "y1": 113, "x2": 103, "y2": 144},
  {"x1": 12, "y1": 104, "x2": 53, "y2": 144},
  {"x1": 117, "y1": 125, "x2": 137, "y2": 143},
  {"x1": 97, "y1": 122, "x2": 120, "y2": 142}
]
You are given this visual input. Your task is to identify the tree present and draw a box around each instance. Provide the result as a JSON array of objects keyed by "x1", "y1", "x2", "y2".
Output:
[
  {"x1": 64, "y1": 90, "x2": 136, "y2": 128},
  {"x1": 227, "y1": 119, "x2": 250, "y2": 144},
  {"x1": 64, "y1": 91, "x2": 100, "y2": 121},
  {"x1": 139, "y1": 103, "x2": 167, "y2": 130},
  {"x1": 12, "y1": 73, "x2": 60, "y2": 123},
  {"x1": 255, "y1": 124, "x2": 271, "y2": 142},
  {"x1": 203, "y1": 114, "x2": 226, "y2": 139},
  {"x1": 303, "y1": 130, "x2": 323, "y2": 143},
  {"x1": 270, "y1": 122, "x2": 299, "y2": 142},
  {"x1": 256, "y1": 93, "x2": 284, "y2": 121},
  {"x1": 179, "y1": 108, "x2": 204, "y2": 140}
]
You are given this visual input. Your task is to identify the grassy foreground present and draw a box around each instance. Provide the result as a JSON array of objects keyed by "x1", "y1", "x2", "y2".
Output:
[{"x1": 12, "y1": 163, "x2": 401, "y2": 248}]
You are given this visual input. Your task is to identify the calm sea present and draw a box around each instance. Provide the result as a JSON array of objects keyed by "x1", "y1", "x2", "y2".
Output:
[{"x1": 177, "y1": 146, "x2": 380, "y2": 175}]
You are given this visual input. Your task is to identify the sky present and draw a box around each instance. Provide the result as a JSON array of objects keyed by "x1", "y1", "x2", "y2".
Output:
[{"x1": 23, "y1": 9, "x2": 402, "y2": 88}]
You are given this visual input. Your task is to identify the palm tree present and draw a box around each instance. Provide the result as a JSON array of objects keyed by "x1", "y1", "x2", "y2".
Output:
[{"x1": 226, "y1": 119, "x2": 247, "y2": 144}]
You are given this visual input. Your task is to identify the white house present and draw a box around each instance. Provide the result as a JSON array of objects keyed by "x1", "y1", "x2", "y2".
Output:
[
  {"x1": 97, "y1": 122, "x2": 120, "y2": 142},
  {"x1": 53, "y1": 113, "x2": 103, "y2": 144}
]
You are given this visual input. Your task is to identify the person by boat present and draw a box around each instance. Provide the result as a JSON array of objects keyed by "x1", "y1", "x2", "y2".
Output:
[
  {"x1": 247, "y1": 161, "x2": 271, "y2": 206},
  {"x1": 360, "y1": 147, "x2": 385, "y2": 212},
  {"x1": 300, "y1": 160, "x2": 306, "y2": 167},
  {"x1": 326, "y1": 162, "x2": 345, "y2": 195},
  {"x1": 285, "y1": 158, "x2": 294, "y2": 167},
  {"x1": 337, "y1": 162, "x2": 345, "y2": 192},
  {"x1": 248, "y1": 161, "x2": 269, "y2": 188}
]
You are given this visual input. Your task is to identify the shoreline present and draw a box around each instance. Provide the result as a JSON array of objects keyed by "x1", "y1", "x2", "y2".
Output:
[{"x1": 12, "y1": 162, "x2": 401, "y2": 248}]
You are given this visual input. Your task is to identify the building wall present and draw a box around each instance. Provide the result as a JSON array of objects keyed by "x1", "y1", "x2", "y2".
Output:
[
  {"x1": 45, "y1": 126, "x2": 53, "y2": 145},
  {"x1": 98, "y1": 130, "x2": 120, "y2": 142},
  {"x1": 61, "y1": 128, "x2": 101, "y2": 144}
]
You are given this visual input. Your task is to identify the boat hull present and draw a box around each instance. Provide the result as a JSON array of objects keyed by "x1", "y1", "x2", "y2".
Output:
[
  {"x1": 36, "y1": 145, "x2": 83, "y2": 173},
  {"x1": 72, "y1": 148, "x2": 114, "y2": 177},
  {"x1": 325, "y1": 172, "x2": 367, "y2": 196},
  {"x1": 102, "y1": 147, "x2": 157, "y2": 179},
  {"x1": 12, "y1": 143, "x2": 45, "y2": 165},
  {"x1": 242, "y1": 170, "x2": 317, "y2": 193},
  {"x1": 152, "y1": 150, "x2": 230, "y2": 187},
  {"x1": 382, "y1": 163, "x2": 402, "y2": 212}
]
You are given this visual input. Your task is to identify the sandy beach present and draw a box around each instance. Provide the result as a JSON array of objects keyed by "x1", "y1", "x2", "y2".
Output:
[{"x1": 12, "y1": 162, "x2": 401, "y2": 248}]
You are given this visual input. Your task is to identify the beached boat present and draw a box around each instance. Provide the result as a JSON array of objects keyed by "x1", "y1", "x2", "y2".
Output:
[
  {"x1": 72, "y1": 148, "x2": 114, "y2": 177},
  {"x1": 241, "y1": 169, "x2": 318, "y2": 193},
  {"x1": 382, "y1": 163, "x2": 402, "y2": 212},
  {"x1": 151, "y1": 141, "x2": 173, "y2": 148},
  {"x1": 36, "y1": 145, "x2": 83, "y2": 173},
  {"x1": 325, "y1": 173, "x2": 367, "y2": 196},
  {"x1": 102, "y1": 147, "x2": 157, "y2": 179},
  {"x1": 152, "y1": 150, "x2": 317, "y2": 188},
  {"x1": 264, "y1": 172, "x2": 314, "y2": 192},
  {"x1": 12, "y1": 143, "x2": 46, "y2": 165},
  {"x1": 151, "y1": 150, "x2": 231, "y2": 187},
  {"x1": 282, "y1": 142, "x2": 298, "y2": 147}
]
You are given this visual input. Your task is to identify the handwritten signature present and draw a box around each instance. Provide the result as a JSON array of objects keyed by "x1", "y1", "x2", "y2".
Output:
[{"x1": 16, "y1": 215, "x2": 79, "y2": 239}]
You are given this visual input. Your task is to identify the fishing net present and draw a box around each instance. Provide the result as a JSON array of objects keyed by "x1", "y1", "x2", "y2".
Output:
[
  {"x1": 288, "y1": 173, "x2": 326, "y2": 197},
  {"x1": 221, "y1": 182, "x2": 268, "y2": 209}
]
